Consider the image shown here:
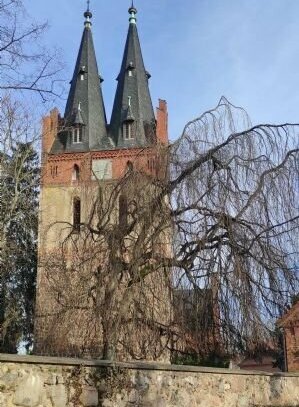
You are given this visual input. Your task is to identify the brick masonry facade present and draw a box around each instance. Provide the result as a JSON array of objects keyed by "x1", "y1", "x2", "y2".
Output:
[
  {"x1": 278, "y1": 301, "x2": 299, "y2": 372},
  {"x1": 34, "y1": 100, "x2": 171, "y2": 360},
  {"x1": 41, "y1": 101, "x2": 168, "y2": 188}
]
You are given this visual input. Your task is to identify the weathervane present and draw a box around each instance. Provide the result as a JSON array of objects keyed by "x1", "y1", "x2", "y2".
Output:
[{"x1": 87, "y1": 0, "x2": 90, "y2": 12}]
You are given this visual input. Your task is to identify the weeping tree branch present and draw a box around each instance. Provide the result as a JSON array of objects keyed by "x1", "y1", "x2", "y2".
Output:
[{"x1": 40, "y1": 97, "x2": 299, "y2": 360}]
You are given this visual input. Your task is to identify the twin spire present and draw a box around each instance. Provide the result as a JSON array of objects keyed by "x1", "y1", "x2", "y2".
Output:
[{"x1": 51, "y1": 3, "x2": 156, "y2": 154}]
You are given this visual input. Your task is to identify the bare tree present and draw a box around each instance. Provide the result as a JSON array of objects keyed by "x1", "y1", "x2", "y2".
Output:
[
  {"x1": 37, "y1": 98, "x2": 299, "y2": 361},
  {"x1": 0, "y1": 0, "x2": 65, "y2": 352},
  {"x1": 170, "y1": 97, "x2": 299, "y2": 357},
  {"x1": 0, "y1": 0, "x2": 63, "y2": 101}
]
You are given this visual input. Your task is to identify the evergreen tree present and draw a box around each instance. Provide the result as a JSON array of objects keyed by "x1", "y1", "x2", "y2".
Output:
[{"x1": 0, "y1": 142, "x2": 39, "y2": 353}]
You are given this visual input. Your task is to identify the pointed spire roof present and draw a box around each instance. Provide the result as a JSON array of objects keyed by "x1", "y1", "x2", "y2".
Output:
[
  {"x1": 51, "y1": 7, "x2": 111, "y2": 154},
  {"x1": 109, "y1": 4, "x2": 156, "y2": 148}
]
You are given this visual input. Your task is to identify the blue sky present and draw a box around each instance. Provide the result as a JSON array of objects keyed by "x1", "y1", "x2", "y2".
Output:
[{"x1": 23, "y1": 0, "x2": 299, "y2": 140}]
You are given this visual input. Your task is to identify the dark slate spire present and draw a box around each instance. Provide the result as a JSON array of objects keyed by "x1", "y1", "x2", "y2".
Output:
[
  {"x1": 51, "y1": 6, "x2": 110, "y2": 154},
  {"x1": 109, "y1": 4, "x2": 156, "y2": 148}
]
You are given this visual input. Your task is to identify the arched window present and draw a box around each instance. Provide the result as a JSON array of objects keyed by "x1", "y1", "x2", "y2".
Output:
[
  {"x1": 72, "y1": 164, "x2": 80, "y2": 181},
  {"x1": 126, "y1": 161, "x2": 133, "y2": 172},
  {"x1": 73, "y1": 197, "x2": 81, "y2": 233},
  {"x1": 119, "y1": 195, "x2": 128, "y2": 229}
]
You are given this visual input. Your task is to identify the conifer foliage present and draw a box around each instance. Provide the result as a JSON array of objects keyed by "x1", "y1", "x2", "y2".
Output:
[
  {"x1": 0, "y1": 0, "x2": 60, "y2": 353},
  {"x1": 0, "y1": 99, "x2": 39, "y2": 353}
]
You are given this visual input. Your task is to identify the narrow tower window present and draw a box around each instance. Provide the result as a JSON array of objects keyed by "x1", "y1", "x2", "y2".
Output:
[
  {"x1": 119, "y1": 195, "x2": 128, "y2": 229},
  {"x1": 72, "y1": 126, "x2": 83, "y2": 144},
  {"x1": 73, "y1": 197, "x2": 81, "y2": 232},
  {"x1": 123, "y1": 122, "x2": 134, "y2": 140},
  {"x1": 126, "y1": 161, "x2": 133, "y2": 172},
  {"x1": 72, "y1": 164, "x2": 80, "y2": 181}
]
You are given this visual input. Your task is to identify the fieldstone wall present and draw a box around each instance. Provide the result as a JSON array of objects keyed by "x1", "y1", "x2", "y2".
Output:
[{"x1": 0, "y1": 354, "x2": 299, "y2": 407}]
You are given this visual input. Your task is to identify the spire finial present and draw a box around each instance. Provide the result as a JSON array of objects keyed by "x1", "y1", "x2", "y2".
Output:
[
  {"x1": 128, "y1": 1, "x2": 137, "y2": 24},
  {"x1": 84, "y1": 0, "x2": 92, "y2": 27}
]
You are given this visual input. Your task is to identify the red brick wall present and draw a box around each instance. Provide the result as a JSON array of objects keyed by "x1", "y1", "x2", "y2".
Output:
[
  {"x1": 41, "y1": 99, "x2": 168, "y2": 187},
  {"x1": 37, "y1": 102, "x2": 171, "y2": 360},
  {"x1": 285, "y1": 326, "x2": 299, "y2": 372},
  {"x1": 278, "y1": 301, "x2": 299, "y2": 372},
  {"x1": 42, "y1": 149, "x2": 167, "y2": 187},
  {"x1": 42, "y1": 109, "x2": 60, "y2": 156},
  {"x1": 156, "y1": 99, "x2": 168, "y2": 145}
]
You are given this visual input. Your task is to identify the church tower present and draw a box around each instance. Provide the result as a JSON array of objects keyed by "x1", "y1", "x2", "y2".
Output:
[{"x1": 35, "y1": 3, "x2": 169, "y2": 359}]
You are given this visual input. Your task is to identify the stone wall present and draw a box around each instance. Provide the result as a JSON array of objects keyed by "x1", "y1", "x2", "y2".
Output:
[{"x1": 0, "y1": 354, "x2": 299, "y2": 407}]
